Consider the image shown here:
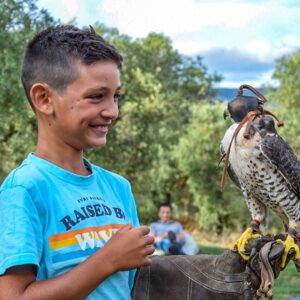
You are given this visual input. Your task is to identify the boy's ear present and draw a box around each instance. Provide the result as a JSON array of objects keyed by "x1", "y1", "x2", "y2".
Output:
[{"x1": 30, "y1": 83, "x2": 54, "y2": 115}]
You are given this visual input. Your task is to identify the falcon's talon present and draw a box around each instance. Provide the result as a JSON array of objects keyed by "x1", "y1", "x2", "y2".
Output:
[
  {"x1": 279, "y1": 235, "x2": 300, "y2": 269},
  {"x1": 231, "y1": 227, "x2": 261, "y2": 261}
]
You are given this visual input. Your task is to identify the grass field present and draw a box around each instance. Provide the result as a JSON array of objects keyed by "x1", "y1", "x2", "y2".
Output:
[{"x1": 200, "y1": 245, "x2": 300, "y2": 300}]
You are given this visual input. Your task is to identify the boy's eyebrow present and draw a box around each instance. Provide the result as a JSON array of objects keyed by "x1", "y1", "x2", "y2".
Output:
[{"x1": 85, "y1": 85, "x2": 122, "y2": 94}]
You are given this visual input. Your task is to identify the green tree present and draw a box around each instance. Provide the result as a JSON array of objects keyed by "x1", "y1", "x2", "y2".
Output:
[
  {"x1": 270, "y1": 51, "x2": 300, "y2": 108},
  {"x1": 267, "y1": 50, "x2": 300, "y2": 153},
  {"x1": 172, "y1": 102, "x2": 248, "y2": 232},
  {"x1": 0, "y1": 0, "x2": 54, "y2": 174}
]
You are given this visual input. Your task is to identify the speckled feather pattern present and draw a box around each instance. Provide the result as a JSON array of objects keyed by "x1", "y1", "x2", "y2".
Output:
[{"x1": 221, "y1": 121, "x2": 300, "y2": 233}]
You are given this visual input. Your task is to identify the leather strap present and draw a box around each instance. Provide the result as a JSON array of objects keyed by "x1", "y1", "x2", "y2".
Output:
[{"x1": 256, "y1": 241, "x2": 277, "y2": 299}]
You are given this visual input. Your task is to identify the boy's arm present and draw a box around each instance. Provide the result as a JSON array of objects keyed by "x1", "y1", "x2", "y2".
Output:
[{"x1": 0, "y1": 224, "x2": 154, "y2": 300}]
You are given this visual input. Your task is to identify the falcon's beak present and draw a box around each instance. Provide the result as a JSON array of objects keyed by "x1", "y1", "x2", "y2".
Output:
[{"x1": 223, "y1": 108, "x2": 229, "y2": 120}]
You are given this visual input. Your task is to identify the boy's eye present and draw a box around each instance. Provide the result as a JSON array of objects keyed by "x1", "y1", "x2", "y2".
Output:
[{"x1": 88, "y1": 94, "x2": 104, "y2": 100}]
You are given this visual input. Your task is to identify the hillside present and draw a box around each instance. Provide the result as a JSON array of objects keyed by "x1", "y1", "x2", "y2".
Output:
[{"x1": 216, "y1": 87, "x2": 265, "y2": 102}]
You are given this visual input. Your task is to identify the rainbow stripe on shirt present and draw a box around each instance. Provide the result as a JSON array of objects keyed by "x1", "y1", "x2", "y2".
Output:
[{"x1": 48, "y1": 224, "x2": 124, "y2": 263}]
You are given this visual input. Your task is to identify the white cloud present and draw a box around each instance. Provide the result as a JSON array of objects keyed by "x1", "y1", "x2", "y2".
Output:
[
  {"x1": 99, "y1": 0, "x2": 267, "y2": 38},
  {"x1": 246, "y1": 40, "x2": 271, "y2": 55},
  {"x1": 219, "y1": 69, "x2": 277, "y2": 88},
  {"x1": 244, "y1": 38, "x2": 300, "y2": 62},
  {"x1": 276, "y1": 35, "x2": 300, "y2": 54},
  {"x1": 245, "y1": 40, "x2": 273, "y2": 61},
  {"x1": 61, "y1": 0, "x2": 80, "y2": 18},
  {"x1": 37, "y1": 0, "x2": 300, "y2": 87},
  {"x1": 173, "y1": 41, "x2": 216, "y2": 55},
  {"x1": 38, "y1": 0, "x2": 81, "y2": 23}
]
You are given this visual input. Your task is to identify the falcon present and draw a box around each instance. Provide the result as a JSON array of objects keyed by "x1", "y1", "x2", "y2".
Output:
[{"x1": 220, "y1": 84, "x2": 300, "y2": 268}]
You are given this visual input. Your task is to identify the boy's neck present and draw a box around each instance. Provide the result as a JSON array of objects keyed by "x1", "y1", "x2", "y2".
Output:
[{"x1": 35, "y1": 143, "x2": 91, "y2": 176}]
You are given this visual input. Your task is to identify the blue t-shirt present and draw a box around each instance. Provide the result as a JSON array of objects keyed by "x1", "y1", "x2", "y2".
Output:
[
  {"x1": 150, "y1": 220, "x2": 183, "y2": 237},
  {"x1": 0, "y1": 153, "x2": 139, "y2": 299}
]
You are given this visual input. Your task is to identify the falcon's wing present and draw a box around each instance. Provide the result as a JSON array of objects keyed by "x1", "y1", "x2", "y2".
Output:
[
  {"x1": 220, "y1": 143, "x2": 242, "y2": 190},
  {"x1": 261, "y1": 134, "x2": 300, "y2": 198}
]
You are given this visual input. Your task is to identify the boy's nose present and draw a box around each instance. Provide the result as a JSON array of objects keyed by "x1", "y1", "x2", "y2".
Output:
[{"x1": 102, "y1": 101, "x2": 119, "y2": 120}]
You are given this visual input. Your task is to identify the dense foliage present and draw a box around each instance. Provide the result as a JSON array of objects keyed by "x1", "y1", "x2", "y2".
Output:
[
  {"x1": 1, "y1": 0, "x2": 299, "y2": 233},
  {"x1": 0, "y1": 0, "x2": 54, "y2": 176},
  {"x1": 267, "y1": 51, "x2": 300, "y2": 154}
]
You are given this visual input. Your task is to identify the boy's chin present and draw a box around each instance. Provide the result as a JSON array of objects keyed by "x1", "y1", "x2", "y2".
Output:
[{"x1": 85, "y1": 139, "x2": 107, "y2": 149}]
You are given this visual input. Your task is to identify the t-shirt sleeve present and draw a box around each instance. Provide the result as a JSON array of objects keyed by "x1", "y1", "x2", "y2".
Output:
[{"x1": 0, "y1": 186, "x2": 43, "y2": 275}]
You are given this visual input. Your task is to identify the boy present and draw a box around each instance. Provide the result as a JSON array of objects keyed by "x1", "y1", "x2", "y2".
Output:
[{"x1": 0, "y1": 25, "x2": 154, "y2": 299}]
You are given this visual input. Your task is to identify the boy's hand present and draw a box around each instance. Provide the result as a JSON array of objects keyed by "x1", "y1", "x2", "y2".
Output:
[{"x1": 103, "y1": 223, "x2": 155, "y2": 272}]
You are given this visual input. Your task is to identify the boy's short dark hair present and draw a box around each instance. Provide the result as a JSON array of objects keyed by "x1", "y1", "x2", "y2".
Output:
[{"x1": 21, "y1": 25, "x2": 123, "y2": 108}]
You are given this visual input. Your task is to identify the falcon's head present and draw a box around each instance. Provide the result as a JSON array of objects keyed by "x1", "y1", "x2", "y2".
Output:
[
  {"x1": 223, "y1": 95, "x2": 263, "y2": 123},
  {"x1": 223, "y1": 85, "x2": 283, "y2": 140}
]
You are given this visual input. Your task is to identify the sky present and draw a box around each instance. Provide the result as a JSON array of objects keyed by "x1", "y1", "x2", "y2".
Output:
[{"x1": 37, "y1": 0, "x2": 300, "y2": 88}]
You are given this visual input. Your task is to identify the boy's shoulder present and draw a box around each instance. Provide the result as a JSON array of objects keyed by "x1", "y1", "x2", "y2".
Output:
[{"x1": 92, "y1": 164, "x2": 130, "y2": 186}]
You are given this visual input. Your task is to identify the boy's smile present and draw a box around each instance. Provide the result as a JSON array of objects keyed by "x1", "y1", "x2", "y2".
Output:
[{"x1": 40, "y1": 61, "x2": 121, "y2": 152}]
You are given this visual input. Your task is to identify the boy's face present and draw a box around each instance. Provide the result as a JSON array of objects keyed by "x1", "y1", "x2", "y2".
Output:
[{"x1": 46, "y1": 61, "x2": 120, "y2": 150}]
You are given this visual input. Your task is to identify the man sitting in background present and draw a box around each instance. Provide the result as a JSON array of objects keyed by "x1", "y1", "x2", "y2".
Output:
[{"x1": 150, "y1": 203, "x2": 185, "y2": 255}]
